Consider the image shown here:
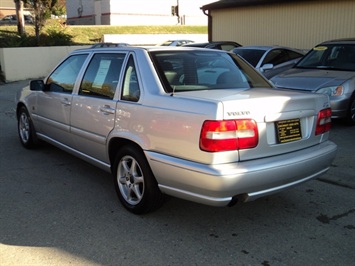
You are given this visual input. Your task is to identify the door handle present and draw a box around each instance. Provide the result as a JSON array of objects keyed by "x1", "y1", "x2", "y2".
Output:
[
  {"x1": 61, "y1": 98, "x2": 71, "y2": 106},
  {"x1": 100, "y1": 105, "x2": 115, "y2": 115}
]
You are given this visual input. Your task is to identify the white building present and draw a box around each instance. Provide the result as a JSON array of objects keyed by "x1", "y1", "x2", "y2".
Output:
[{"x1": 66, "y1": 0, "x2": 213, "y2": 26}]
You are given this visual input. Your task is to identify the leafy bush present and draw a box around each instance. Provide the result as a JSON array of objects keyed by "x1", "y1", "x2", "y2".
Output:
[
  {"x1": 0, "y1": 28, "x2": 73, "y2": 47},
  {"x1": 39, "y1": 29, "x2": 73, "y2": 46}
]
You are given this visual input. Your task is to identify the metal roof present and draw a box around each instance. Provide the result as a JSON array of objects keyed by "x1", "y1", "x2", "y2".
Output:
[{"x1": 201, "y1": 0, "x2": 323, "y2": 11}]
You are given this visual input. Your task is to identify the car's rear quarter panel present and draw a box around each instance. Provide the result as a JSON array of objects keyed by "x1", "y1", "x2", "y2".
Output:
[{"x1": 112, "y1": 94, "x2": 230, "y2": 164}]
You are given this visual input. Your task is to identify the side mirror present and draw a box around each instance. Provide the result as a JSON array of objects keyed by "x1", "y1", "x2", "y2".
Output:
[
  {"x1": 29, "y1": 80, "x2": 45, "y2": 91},
  {"x1": 260, "y1": 63, "x2": 274, "y2": 72}
]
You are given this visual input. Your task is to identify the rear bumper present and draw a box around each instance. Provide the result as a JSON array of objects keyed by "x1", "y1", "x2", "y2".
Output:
[{"x1": 146, "y1": 141, "x2": 337, "y2": 206}]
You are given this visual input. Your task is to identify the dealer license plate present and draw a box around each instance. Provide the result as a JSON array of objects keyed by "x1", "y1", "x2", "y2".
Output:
[{"x1": 275, "y1": 119, "x2": 302, "y2": 143}]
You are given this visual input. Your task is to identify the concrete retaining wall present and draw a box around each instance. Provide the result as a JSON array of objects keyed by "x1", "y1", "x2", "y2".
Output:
[
  {"x1": 0, "y1": 34, "x2": 207, "y2": 83},
  {"x1": 102, "y1": 34, "x2": 207, "y2": 45},
  {"x1": 0, "y1": 46, "x2": 89, "y2": 82}
]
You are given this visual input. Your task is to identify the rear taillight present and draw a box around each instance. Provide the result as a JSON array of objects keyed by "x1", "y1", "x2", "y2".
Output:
[
  {"x1": 199, "y1": 119, "x2": 258, "y2": 152},
  {"x1": 315, "y1": 108, "x2": 332, "y2": 135}
]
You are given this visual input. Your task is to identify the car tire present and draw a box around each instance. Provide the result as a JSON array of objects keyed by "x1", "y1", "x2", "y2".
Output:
[
  {"x1": 345, "y1": 94, "x2": 355, "y2": 126},
  {"x1": 113, "y1": 145, "x2": 165, "y2": 214},
  {"x1": 17, "y1": 106, "x2": 37, "y2": 149}
]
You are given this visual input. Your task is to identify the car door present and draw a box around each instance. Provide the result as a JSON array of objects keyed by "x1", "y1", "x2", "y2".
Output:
[
  {"x1": 70, "y1": 52, "x2": 126, "y2": 163},
  {"x1": 35, "y1": 54, "x2": 88, "y2": 146}
]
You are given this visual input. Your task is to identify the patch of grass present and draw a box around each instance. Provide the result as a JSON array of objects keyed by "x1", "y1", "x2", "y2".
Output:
[
  {"x1": 67, "y1": 25, "x2": 207, "y2": 44},
  {"x1": 0, "y1": 19, "x2": 207, "y2": 47}
]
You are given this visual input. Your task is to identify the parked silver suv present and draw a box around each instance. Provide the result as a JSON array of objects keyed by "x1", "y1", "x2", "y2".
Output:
[{"x1": 16, "y1": 46, "x2": 337, "y2": 214}]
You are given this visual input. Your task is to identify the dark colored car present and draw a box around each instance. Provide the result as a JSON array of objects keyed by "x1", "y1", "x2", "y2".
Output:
[
  {"x1": 183, "y1": 41, "x2": 242, "y2": 51},
  {"x1": 271, "y1": 39, "x2": 355, "y2": 125},
  {"x1": 0, "y1": 14, "x2": 33, "y2": 25},
  {"x1": 232, "y1": 46, "x2": 305, "y2": 79}
]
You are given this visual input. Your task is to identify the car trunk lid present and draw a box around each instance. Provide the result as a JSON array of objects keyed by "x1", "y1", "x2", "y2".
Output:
[{"x1": 219, "y1": 88, "x2": 330, "y2": 161}]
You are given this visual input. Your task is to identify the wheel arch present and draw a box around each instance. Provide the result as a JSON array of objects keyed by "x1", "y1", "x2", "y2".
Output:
[
  {"x1": 108, "y1": 137, "x2": 145, "y2": 170},
  {"x1": 346, "y1": 91, "x2": 355, "y2": 125},
  {"x1": 16, "y1": 102, "x2": 27, "y2": 119}
]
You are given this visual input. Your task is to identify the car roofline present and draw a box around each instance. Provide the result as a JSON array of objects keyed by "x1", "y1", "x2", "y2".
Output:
[
  {"x1": 320, "y1": 38, "x2": 355, "y2": 45},
  {"x1": 69, "y1": 46, "x2": 230, "y2": 54}
]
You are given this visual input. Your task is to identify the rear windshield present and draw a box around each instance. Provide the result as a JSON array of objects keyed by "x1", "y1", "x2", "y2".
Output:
[
  {"x1": 150, "y1": 50, "x2": 272, "y2": 93},
  {"x1": 296, "y1": 44, "x2": 355, "y2": 71}
]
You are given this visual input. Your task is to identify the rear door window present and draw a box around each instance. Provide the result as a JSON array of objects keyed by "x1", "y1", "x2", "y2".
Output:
[{"x1": 79, "y1": 53, "x2": 125, "y2": 99}]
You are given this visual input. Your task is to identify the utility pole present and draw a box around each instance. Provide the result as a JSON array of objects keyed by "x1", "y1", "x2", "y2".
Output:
[
  {"x1": 171, "y1": 0, "x2": 180, "y2": 24},
  {"x1": 176, "y1": 0, "x2": 180, "y2": 24}
]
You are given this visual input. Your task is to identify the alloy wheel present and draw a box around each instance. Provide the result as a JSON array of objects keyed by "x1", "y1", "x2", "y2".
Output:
[{"x1": 117, "y1": 155, "x2": 145, "y2": 205}]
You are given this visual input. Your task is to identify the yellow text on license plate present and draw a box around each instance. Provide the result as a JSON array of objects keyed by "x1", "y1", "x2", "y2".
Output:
[{"x1": 275, "y1": 119, "x2": 302, "y2": 143}]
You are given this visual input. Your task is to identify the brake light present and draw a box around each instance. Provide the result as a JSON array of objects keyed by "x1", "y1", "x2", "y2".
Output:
[
  {"x1": 315, "y1": 108, "x2": 332, "y2": 135},
  {"x1": 200, "y1": 119, "x2": 258, "y2": 152}
]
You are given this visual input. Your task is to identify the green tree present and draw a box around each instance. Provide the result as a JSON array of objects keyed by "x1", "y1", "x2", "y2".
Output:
[
  {"x1": 24, "y1": 0, "x2": 58, "y2": 44},
  {"x1": 52, "y1": 0, "x2": 66, "y2": 16}
]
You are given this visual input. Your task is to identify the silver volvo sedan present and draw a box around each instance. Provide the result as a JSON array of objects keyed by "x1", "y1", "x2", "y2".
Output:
[{"x1": 16, "y1": 46, "x2": 337, "y2": 214}]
